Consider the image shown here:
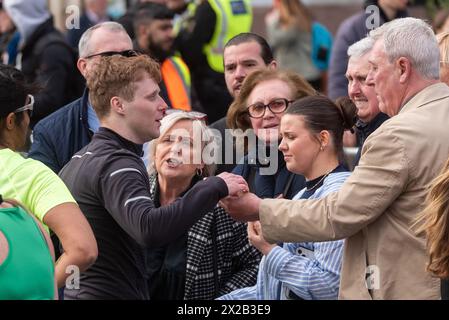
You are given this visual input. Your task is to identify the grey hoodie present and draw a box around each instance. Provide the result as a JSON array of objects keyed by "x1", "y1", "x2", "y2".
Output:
[{"x1": 4, "y1": 0, "x2": 50, "y2": 45}]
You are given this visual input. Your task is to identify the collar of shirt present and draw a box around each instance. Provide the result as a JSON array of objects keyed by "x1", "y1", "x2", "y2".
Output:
[
  {"x1": 87, "y1": 102, "x2": 100, "y2": 134},
  {"x1": 355, "y1": 112, "x2": 389, "y2": 138},
  {"x1": 88, "y1": 103, "x2": 151, "y2": 165},
  {"x1": 96, "y1": 127, "x2": 144, "y2": 157}
]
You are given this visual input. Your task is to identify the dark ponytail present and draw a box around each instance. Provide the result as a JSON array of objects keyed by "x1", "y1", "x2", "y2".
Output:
[{"x1": 285, "y1": 95, "x2": 357, "y2": 164}]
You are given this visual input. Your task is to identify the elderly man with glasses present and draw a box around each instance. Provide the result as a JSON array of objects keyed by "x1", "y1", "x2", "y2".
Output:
[{"x1": 28, "y1": 22, "x2": 137, "y2": 174}]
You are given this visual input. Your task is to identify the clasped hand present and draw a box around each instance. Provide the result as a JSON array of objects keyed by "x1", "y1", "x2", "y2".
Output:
[{"x1": 216, "y1": 172, "x2": 261, "y2": 222}]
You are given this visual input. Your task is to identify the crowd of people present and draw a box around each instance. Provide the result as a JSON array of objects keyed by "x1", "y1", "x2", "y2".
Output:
[{"x1": 1, "y1": 0, "x2": 449, "y2": 301}]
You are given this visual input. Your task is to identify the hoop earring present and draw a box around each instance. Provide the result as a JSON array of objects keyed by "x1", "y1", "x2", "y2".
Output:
[{"x1": 196, "y1": 168, "x2": 203, "y2": 177}]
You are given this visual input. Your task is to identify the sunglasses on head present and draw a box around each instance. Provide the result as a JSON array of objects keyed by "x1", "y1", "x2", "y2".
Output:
[
  {"x1": 84, "y1": 50, "x2": 139, "y2": 59},
  {"x1": 14, "y1": 94, "x2": 34, "y2": 118},
  {"x1": 165, "y1": 109, "x2": 208, "y2": 123}
]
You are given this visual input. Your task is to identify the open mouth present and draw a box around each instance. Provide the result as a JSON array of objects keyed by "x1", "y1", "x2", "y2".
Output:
[
  {"x1": 166, "y1": 158, "x2": 182, "y2": 168},
  {"x1": 263, "y1": 124, "x2": 279, "y2": 129}
]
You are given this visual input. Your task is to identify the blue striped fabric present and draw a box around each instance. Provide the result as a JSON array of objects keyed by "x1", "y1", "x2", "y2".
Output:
[{"x1": 218, "y1": 171, "x2": 350, "y2": 300}]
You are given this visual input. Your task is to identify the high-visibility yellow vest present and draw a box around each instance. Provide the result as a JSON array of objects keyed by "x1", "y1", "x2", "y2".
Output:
[
  {"x1": 204, "y1": 0, "x2": 252, "y2": 73},
  {"x1": 173, "y1": 1, "x2": 198, "y2": 36},
  {"x1": 161, "y1": 56, "x2": 192, "y2": 111}
]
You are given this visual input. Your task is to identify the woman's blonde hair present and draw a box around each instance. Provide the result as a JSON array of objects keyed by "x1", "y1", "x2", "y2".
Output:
[
  {"x1": 226, "y1": 69, "x2": 316, "y2": 132},
  {"x1": 147, "y1": 111, "x2": 217, "y2": 177},
  {"x1": 438, "y1": 31, "x2": 449, "y2": 65},
  {"x1": 416, "y1": 156, "x2": 449, "y2": 279}
]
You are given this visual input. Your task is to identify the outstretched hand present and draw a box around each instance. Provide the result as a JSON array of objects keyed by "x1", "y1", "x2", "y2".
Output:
[
  {"x1": 219, "y1": 191, "x2": 261, "y2": 222},
  {"x1": 216, "y1": 172, "x2": 248, "y2": 197}
]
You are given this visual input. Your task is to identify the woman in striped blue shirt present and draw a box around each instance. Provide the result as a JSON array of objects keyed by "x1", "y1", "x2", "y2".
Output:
[{"x1": 219, "y1": 95, "x2": 357, "y2": 300}]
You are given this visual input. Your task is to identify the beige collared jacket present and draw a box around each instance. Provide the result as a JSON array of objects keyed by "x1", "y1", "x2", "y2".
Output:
[{"x1": 260, "y1": 83, "x2": 449, "y2": 300}]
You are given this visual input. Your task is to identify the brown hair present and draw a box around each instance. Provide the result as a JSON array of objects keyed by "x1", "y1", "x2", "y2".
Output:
[
  {"x1": 285, "y1": 95, "x2": 357, "y2": 164},
  {"x1": 86, "y1": 55, "x2": 161, "y2": 120},
  {"x1": 226, "y1": 69, "x2": 316, "y2": 132},
  {"x1": 278, "y1": 0, "x2": 313, "y2": 32},
  {"x1": 416, "y1": 157, "x2": 449, "y2": 279}
]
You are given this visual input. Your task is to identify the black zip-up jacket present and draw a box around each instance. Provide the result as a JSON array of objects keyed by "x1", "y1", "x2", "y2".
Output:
[{"x1": 59, "y1": 127, "x2": 228, "y2": 300}]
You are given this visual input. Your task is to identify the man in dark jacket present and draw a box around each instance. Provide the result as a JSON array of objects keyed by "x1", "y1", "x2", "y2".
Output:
[
  {"x1": 328, "y1": 0, "x2": 408, "y2": 100},
  {"x1": 118, "y1": 0, "x2": 164, "y2": 39},
  {"x1": 28, "y1": 22, "x2": 135, "y2": 173},
  {"x1": 59, "y1": 53, "x2": 247, "y2": 300},
  {"x1": 175, "y1": 0, "x2": 252, "y2": 123},
  {"x1": 133, "y1": 3, "x2": 196, "y2": 111},
  {"x1": 345, "y1": 37, "x2": 389, "y2": 166},
  {"x1": 3, "y1": 0, "x2": 84, "y2": 126}
]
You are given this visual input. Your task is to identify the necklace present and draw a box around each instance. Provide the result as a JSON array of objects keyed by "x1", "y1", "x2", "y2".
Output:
[{"x1": 305, "y1": 171, "x2": 331, "y2": 191}]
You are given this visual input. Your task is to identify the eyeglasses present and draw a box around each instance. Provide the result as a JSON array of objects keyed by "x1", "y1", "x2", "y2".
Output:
[
  {"x1": 14, "y1": 94, "x2": 34, "y2": 117},
  {"x1": 247, "y1": 98, "x2": 293, "y2": 118},
  {"x1": 84, "y1": 50, "x2": 139, "y2": 59}
]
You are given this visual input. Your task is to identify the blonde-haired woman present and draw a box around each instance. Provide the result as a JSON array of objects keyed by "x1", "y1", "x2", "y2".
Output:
[
  {"x1": 438, "y1": 31, "x2": 449, "y2": 86},
  {"x1": 145, "y1": 111, "x2": 261, "y2": 300},
  {"x1": 417, "y1": 157, "x2": 449, "y2": 300}
]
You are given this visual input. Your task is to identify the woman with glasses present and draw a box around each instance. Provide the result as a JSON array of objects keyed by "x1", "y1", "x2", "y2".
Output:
[
  {"x1": 220, "y1": 95, "x2": 357, "y2": 300},
  {"x1": 144, "y1": 112, "x2": 261, "y2": 299},
  {"x1": 227, "y1": 69, "x2": 315, "y2": 200},
  {"x1": 0, "y1": 64, "x2": 97, "y2": 290}
]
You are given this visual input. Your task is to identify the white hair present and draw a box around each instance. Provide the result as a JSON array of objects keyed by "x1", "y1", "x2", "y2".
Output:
[
  {"x1": 369, "y1": 17, "x2": 440, "y2": 80},
  {"x1": 147, "y1": 112, "x2": 217, "y2": 177},
  {"x1": 78, "y1": 21, "x2": 130, "y2": 58},
  {"x1": 347, "y1": 37, "x2": 374, "y2": 59}
]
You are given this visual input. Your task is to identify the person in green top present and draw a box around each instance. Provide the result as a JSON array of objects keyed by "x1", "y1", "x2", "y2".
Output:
[
  {"x1": 0, "y1": 196, "x2": 57, "y2": 299},
  {"x1": 0, "y1": 64, "x2": 98, "y2": 289}
]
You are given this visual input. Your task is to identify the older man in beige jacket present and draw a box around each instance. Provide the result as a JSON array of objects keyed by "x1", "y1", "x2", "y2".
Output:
[{"x1": 221, "y1": 18, "x2": 448, "y2": 299}]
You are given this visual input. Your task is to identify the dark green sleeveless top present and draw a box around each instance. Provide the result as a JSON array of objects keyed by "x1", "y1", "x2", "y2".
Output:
[{"x1": 0, "y1": 206, "x2": 54, "y2": 300}]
